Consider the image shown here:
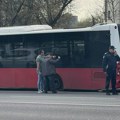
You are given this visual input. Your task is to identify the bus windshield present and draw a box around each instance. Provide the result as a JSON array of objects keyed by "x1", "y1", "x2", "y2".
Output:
[{"x1": 118, "y1": 24, "x2": 120, "y2": 39}]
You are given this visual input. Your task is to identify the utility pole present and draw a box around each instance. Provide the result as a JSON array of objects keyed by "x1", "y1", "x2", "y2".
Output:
[{"x1": 104, "y1": 0, "x2": 108, "y2": 22}]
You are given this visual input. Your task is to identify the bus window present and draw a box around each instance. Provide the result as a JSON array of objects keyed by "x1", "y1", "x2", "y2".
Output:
[
  {"x1": 71, "y1": 40, "x2": 85, "y2": 67},
  {"x1": 118, "y1": 24, "x2": 120, "y2": 40},
  {"x1": 87, "y1": 31, "x2": 110, "y2": 68},
  {"x1": 0, "y1": 30, "x2": 111, "y2": 68},
  {"x1": 53, "y1": 39, "x2": 69, "y2": 67},
  {"x1": 53, "y1": 32, "x2": 86, "y2": 68}
]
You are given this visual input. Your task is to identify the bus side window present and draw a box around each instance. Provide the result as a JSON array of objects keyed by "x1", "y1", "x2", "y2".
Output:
[{"x1": 72, "y1": 40, "x2": 85, "y2": 67}]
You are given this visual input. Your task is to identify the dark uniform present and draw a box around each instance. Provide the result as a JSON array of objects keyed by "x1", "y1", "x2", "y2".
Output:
[
  {"x1": 102, "y1": 51, "x2": 120, "y2": 94},
  {"x1": 41, "y1": 56, "x2": 60, "y2": 93}
]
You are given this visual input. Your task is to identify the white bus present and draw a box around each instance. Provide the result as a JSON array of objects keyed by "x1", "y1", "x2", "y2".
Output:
[{"x1": 0, "y1": 23, "x2": 119, "y2": 90}]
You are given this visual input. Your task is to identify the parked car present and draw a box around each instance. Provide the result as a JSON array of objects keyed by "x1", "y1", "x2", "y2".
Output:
[{"x1": 0, "y1": 48, "x2": 39, "y2": 68}]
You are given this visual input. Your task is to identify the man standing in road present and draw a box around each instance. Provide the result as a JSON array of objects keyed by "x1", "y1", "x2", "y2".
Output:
[
  {"x1": 41, "y1": 53, "x2": 60, "y2": 93},
  {"x1": 36, "y1": 49, "x2": 45, "y2": 93},
  {"x1": 102, "y1": 46, "x2": 120, "y2": 95}
]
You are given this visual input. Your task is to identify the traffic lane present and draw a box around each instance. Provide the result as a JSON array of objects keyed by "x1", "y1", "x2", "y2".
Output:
[
  {"x1": 0, "y1": 91, "x2": 120, "y2": 107},
  {"x1": 0, "y1": 91, "x2": 120, "y2": 120},
  {"x1": 0, "y1": 103, "x2": 120, "y2": 120}
]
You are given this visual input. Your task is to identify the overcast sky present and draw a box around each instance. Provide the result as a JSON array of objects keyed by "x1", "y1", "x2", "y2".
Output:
[{"x1": 71, "y1": 0, "x2": 104, "y2": 21}]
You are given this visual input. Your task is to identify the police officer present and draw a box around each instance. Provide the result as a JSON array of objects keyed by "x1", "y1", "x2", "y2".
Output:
[{"x1": 102, "y1": 46, "x2": 120, "y2": 95}]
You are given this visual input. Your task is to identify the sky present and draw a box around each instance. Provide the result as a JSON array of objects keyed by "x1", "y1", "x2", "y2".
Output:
[{"x1": 71, "y1": 0, "x2": 104, "y2": 21}]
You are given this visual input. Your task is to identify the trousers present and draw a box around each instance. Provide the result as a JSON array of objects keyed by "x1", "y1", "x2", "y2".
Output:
[
  {"x1": 44, "y1": 74, "x2": 57, "y2": 93},
  {"x1": 105, "y1": 70, "x2": 116, "y2": 93},
  {"x1": 37, "y1": 72, "x2": 44, "y2": 91}
]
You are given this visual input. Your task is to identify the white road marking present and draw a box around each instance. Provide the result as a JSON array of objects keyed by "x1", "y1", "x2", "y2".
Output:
[{"x1": 0, "y1": 100, "x2": 120, "y2": 107}]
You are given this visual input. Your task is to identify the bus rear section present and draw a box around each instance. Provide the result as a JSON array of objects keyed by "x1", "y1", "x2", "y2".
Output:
[{"x1": 54, "y1": 30, "x2": 110, "y2": 90}]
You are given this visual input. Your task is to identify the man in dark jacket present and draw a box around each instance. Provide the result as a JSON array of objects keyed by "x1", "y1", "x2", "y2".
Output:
[
  {"x1": 41, "y1": 53, "x2": 60, "y2": 93},
  {"x1": 102, "y1": 46, "x2": 120, "y2": 95}
]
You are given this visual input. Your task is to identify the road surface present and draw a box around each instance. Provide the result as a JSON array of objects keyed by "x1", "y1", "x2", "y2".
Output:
[{"x1": 0, "y1": 91, "x2": 120, "y2": 120}]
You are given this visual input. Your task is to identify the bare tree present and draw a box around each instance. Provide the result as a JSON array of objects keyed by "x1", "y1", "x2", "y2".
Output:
[
  {"x1": 0, "y1": 0, "x2": 26, "y2": 26},
  {"x1": 104, "y1": 0, "x2": 108, "y2": 22},
  {"x1": 0, "y1": 0, "x2": 3, "y2": 26},
  {"x1": 87, "y1": 0, "x2": 104, "y2": 25},
  {"x1": 54, "y1": 13, "x2": 76, "y2": 28},
  {"x1": 10, "y1": 0, "x2": 25, "y2": 25},
  {"x1": 0, "y1": 0, "x2": 74, "y2": 27},
  {"x1": 34, "y1": 0, "x2": 73, "y2": 27},
  {"x1": 107, "y1": 0, "x2": 120, "y2": 22}
]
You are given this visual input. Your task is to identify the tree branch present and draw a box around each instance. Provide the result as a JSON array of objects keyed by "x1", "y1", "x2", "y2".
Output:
[{"x1": 10, "y1": 0, "x2": 25, "y2": 25}]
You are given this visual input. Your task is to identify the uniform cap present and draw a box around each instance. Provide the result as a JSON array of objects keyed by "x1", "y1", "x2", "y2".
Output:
[{"x1": 109, "y1": 46, "x2": 116, "y2": 50}]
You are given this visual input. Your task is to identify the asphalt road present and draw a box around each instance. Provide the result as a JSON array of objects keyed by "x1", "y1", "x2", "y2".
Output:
[{"x1": 0, "y1": 91, "x2": 120, "y2": 120}]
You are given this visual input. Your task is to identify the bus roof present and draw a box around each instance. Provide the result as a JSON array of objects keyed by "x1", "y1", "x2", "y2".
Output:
[
  {"x1": 0, "y1": 25, "x2": 52, "y2": 34},
  {"x1": 0, "y1": 23, "x2": 118, "y2": 36}
]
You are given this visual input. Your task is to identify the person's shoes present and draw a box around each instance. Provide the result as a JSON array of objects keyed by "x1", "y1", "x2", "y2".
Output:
[
  {"x1": 52, "y1": 91, "x2": 57, "y2": 94},
  {"x1": 38, "y1": 90, "x2": 43, "y2": 94},
  {"x1": 106, "y1": 92, "x2": 111, "y2": 95},
  {"x1": 44, "y1": 91, "x2": 48, "y2": 93},
  {"x1": 112, "y1": 92, "x2": 118, "y2": 95}
]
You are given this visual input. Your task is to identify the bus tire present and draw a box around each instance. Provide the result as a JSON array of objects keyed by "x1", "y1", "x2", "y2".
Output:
[{"x1": 53, "y1": 73, "x2": 64, "y2": 90}]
